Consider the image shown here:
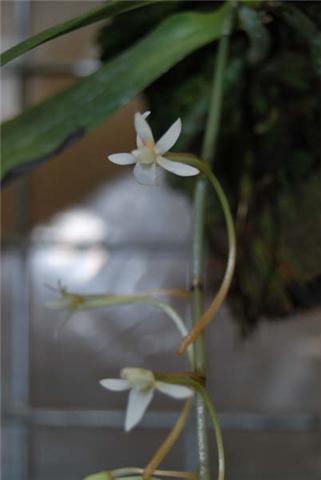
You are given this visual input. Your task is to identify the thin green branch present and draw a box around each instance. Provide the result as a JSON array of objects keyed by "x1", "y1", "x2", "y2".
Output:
[
  {"x1": 143, "y1": 399, "x2": 193, "y2": 478},
  {"x1": 198, "y1": 388, "x2": 225, "y2": 480},
  {"x1": 165, "y1": 154, "x2": 236, "y2": 355}
]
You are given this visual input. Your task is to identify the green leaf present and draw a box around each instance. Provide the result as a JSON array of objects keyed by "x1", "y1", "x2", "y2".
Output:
[
  {"x1": 0, "y1": 1, "x2": 156, "y2": 66},
  {"x1": 1, "y1": 3, "x2": 233, "y2": 185}
]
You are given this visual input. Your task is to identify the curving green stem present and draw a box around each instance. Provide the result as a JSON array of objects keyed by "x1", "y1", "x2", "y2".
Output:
[
  {"x1": 143, "y1": 398, "x2": 193, "y2": 478},
  {"x1": 166, "y1": 154, "x2": 236, "y2": 355}
]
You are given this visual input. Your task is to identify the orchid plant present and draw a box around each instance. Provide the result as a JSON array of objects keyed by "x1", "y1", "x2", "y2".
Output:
[
  {"x1": 49, "y1": 100, "x2": 236, "y2": 479},
  {"x1": 1, "y1": 1, "x2": 249, "y2": 479},
  {"x1": 47, "y1": 10, "x2": 237, "y2": 480}
]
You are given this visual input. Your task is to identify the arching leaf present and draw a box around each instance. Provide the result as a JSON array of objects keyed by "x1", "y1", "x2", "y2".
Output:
[
  {"x1": 0, "y1": 0, "x2": 156, "y2": 66},
  {"x1": 1, "y1": 3, "x2": 233, "y2": 185}
]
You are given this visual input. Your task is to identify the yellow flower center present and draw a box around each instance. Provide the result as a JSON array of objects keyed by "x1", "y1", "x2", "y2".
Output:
[{"x1": 121, "y1": 367, "x2": 155, "y2": 391}]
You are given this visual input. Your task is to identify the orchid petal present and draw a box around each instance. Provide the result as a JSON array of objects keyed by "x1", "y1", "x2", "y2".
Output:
[
  {"x1": 100, "y1": 379, "x2": 130, "y2": 391},
  {"x1": 125, "y1": 388, "x2": 154, "y2": 431},
  {"x1": 157, "y1": 156, "x2": 199, "y2": 177},
  {"x1": 134, "y1": 112, "x2": 154, "y2": 143},
  {"x1": 133, "y1": 162, "x2": 161, "y2": 186},
  {"x1": 136, "y1": 136, "x2": 144, "y2": 149},
  {"x1": 108, "y1": 153, "x2": 136, "y2": 165},
  {"x1": 156, "y1": 381, "x2": 194, "y2": 399},
  {"x1": 136, "y1": 111, "x2": 151, "y2": 148},
  {"x1": 156, "y1": 118, "x2": 182, "y2": 154}
]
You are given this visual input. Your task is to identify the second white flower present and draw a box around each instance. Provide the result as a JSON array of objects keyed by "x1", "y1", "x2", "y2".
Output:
[{"x1": 100, "y1": 367, "x2": 194, "y2": 431}]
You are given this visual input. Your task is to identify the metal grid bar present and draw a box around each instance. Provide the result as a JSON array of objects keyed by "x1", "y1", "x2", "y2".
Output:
[
  {"x1": 7, "y1": 3, "x2": 32, "y2": 479},
  {"x1": 5, "y1": 407, "x2": 321, "y2": 432}
]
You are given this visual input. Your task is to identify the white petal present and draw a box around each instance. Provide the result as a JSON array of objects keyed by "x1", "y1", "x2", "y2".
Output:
[
  {"x1": 133, "y1": 162, "x2": 161, "y2": 186},
  {"x1": 108, "y1": 153, "x2": 136, "y2": 165},
  {"x1": 134, "y1": 112, "x2": 154, "y2": 143},
  {"x1": 157, "y1": 156, "x2": 199, "y2": 177},
  {"x1": 100, "y1": 379, "x2": 130, "y2": 391},
  {"x1": 156, "y1": 118, "x2": 182, "y2": 154},
  {"x1": 136, "y1": 135, "x2": 144, "y2": 149},
  {"x1": 125, "y1": 388, "x2": 154, "y2": 431},
  {"x1": 156, "y1": 381, "x2": 194, "y2": 399},
  {"x1": 136, "y1": 111, "x2": 151, "y2": 148}
]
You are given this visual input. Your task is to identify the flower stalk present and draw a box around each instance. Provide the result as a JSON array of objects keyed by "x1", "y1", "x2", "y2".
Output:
[
  {"x1": 143, "y1": 398, "x2": 193, "y2": 479},
  {"x1": 163, "y1": 156, "x2": 236, "y2": 355},
  {"x1": 187, "y1": 30, "x2": 232, "y2": 480}
]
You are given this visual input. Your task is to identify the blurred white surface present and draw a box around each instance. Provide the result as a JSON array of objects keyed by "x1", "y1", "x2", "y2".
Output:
[{"x1": 2, "y1": 173, "x2": 321, "y2": 478}]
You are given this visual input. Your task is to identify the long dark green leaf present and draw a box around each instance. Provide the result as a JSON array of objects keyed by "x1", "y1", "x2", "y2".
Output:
[
  {"x1": 1, "y1": 4, "x2": 232, "y2": 185},
  {"x1": 0, "y1": 0, "x2": 155, "y2": 66}
]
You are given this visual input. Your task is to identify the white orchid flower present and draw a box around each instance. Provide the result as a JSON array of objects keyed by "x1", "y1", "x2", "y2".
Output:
[
  {"x1": 107, "y1": 111, "x2": 199, "y2": 185},
  {"x1": 100, "y1": 367, "x2": 194, "y2": 431}
]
